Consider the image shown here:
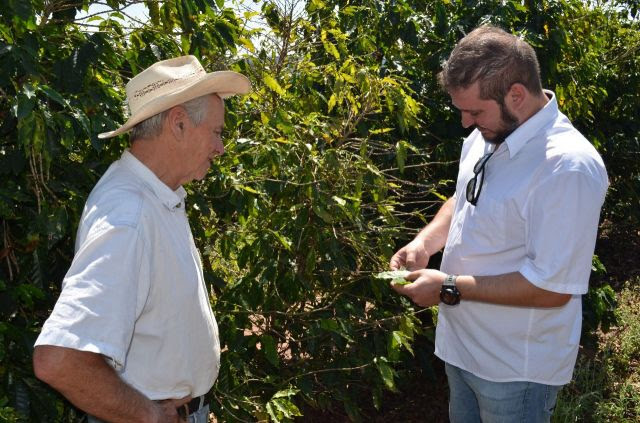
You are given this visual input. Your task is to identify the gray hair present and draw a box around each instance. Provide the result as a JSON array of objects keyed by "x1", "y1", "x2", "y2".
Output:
[
  {"x1": 438, "y1": 26, "x2": 543, "y2": 103},
  {"x1": 130, "y1": 94, "x2": 218, "y2": 141}
]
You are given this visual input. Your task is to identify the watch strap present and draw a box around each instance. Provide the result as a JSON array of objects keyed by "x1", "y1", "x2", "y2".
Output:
[{"x1": 443, "y1": 274, "x2": 457, "y2": 287}]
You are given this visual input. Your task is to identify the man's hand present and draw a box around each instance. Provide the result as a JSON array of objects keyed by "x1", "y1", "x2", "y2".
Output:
[
  {"x1": 390, "y1": 197, "x2": 454, "y2": 271},
  {"x1": 152, "y1": 396, "x2": 192, "y2": 423},
  {"x1": 390, "y1": 269, "x2": 447, "y2": 307},
  {"x1": 33, "y1": 345, "x2": 193, "y2": 423},
  {"x1": 390, "y1": 238, "x2": 431, "y2": 271}
]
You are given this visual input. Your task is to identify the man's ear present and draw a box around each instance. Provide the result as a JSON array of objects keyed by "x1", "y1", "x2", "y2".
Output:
[
  {"x1": 507, "y1": 83, "x2": 527, "y2": 110},
  {"x1": 166, "y1": 106, "x2": 188, "y2": 140}
]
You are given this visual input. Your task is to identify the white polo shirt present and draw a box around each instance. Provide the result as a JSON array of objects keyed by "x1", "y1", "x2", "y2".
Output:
[
  {"x1": 436, "y1": 91, "x2": 608, "y2": 385},
  {"x1": 36, "y1": 150, "x2": 220, "y2": 399}
]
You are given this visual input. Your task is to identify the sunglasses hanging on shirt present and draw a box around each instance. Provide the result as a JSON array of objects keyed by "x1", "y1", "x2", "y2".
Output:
[{"x1": 466, "y1": 151, "x2": 494, "y2": 206}]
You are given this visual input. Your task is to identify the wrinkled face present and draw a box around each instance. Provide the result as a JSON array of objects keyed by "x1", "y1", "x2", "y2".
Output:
[
  {"x1": 180, "y1": 95, "x2": 225, "y2": 184},
  {"x1": 449, "y1": 82, "x2": 519, "y2": 144}
]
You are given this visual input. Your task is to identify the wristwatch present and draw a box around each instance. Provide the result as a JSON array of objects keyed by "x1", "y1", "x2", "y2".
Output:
[{"x1": 440, "y1": 274, "x2": 461, "y2": 305}]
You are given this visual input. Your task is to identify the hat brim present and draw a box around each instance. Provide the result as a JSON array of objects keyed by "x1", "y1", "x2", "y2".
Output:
[{"x1": 98, "y1": 71, "x2": 251, "y2": 139}]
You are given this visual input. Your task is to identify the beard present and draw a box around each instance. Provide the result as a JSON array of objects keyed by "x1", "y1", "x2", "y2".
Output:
[{"x1": 482, "y1": 103, "x2": 519, "y2": 145}]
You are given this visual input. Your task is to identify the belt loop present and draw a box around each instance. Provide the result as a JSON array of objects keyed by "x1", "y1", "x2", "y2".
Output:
[{"x1": 199, "y1": 394, "x2": 204, "y2": 410}]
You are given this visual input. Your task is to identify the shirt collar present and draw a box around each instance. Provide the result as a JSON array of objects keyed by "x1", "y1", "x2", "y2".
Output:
[
  {"x1": 503, "y1": 89, "x2": 558, "y2": 158},
  {"x1": 120, "y1": 149, "x2": 187, "y2": 211}
]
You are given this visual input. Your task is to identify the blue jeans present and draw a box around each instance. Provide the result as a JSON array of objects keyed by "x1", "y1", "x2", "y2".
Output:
[
  {"x1": 445, "y1": 363, "x2": 562, "y2": 423},
  {"x1": 87, "y1": 404, "x2": 210, "y2": 423},
  {"x1": 187, "y1": 403, "x2": 210, "y2": 423}
]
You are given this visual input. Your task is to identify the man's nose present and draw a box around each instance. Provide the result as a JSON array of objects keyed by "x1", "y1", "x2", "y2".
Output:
[
  {"x1": 213, "y1": 139, "x2": 224, "y2": 156},
  {"x1": 461, "y1": 112, "x2": 475, "y2": 129}
]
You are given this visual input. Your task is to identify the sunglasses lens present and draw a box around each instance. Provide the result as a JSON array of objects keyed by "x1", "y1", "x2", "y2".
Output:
[
  {"x1": 466, "y1": 177, "x2": 477, "y2": 202},
  {"x1": 467, "y1": 151, "x2": 493, "y2": 206}
]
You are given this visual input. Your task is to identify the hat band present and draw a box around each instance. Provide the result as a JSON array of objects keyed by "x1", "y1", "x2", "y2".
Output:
[{"x1": 130, "y1": 67, "x2": 206, "y2": 114}]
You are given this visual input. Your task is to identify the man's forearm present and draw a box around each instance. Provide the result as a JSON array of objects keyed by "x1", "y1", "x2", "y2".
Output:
[
  {"x1": 33, "y1": 346, "x2": 159, "y2": 423},
  {"x1": 415, "y1": 197, "x2": 455, "y2": 254},
  {"x1": 456, "y1": 272, "x2": 572, "y2": 307}
]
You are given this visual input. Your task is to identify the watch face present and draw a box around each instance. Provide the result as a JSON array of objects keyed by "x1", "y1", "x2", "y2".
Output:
[{"x1": 440, "y1": 286, "x2": 461, "y2": 305}]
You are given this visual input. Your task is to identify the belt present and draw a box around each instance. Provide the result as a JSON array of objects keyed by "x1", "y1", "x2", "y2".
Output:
[{"x1": 177, "y1": 395, "x2": 210, "y2": 418}]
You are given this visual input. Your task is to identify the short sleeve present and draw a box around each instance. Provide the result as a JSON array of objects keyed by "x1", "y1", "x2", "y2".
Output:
[
  {"x1": 35, "y1": 224, "x2": 149, "y2": 369},
  {"x1": 519, "y1": 170, "x2": 607, "y2": 294}
]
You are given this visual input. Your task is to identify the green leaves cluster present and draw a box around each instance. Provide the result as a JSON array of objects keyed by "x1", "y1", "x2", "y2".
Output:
[
  {"x1": 187, "y1": 20, "x2": 433, "y2": 416},
  {"x1": 1, "y1": 0, "x2": 639, "y2": 421}
]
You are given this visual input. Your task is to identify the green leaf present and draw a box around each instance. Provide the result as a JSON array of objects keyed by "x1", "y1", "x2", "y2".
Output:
[
  {"x1": 23, "y1": 83, "x2": 36, "y2": 99},
  {"x1": 389, "y1": 330, "x2": 414, "y2": 357},
  {"x1": 272, "y1": 388, "x2": 300, "y2": 399},
  {"x1": 18, "y1": 113, "x2": 35, "y2": 148},
  {"x1": 109, "y1": 11, "x2": 125, "y2": 21},
  {"x1": 320, "y1": 318, "x2": 339, "y2": 332},
  {"x1": 332, "y1": 196, "x2": 346, "y2": 206},
  {"x1": 261, "y1": 334, "x2": 279, "y2": 367},
  {"x1": 321, "y1": 30, "x2": 340, "y2": 59},
  {"x1": 236, "y1": 184, "x2": 262, "y2": 195},
  {"x1": 13, "y1": 284, "x2": 45, "y2": 309},
  {"x1": 237, "y1": 36, "x2": 255, "y2": 52},
  {"x1": 14, "y1": 93, "x2": 36, "y2": 119},
  {"x1": 266, "y1": 395, "x2": 303, "y2": 421},
  {"x1": 145, "y1": 0, "x2": 160, "y2": 25},
  {"x1": 430, "y1": 190, "x2": 449, "y2": 201},
  {"x1": 262, "y1": 2, "x2": 281, "y2": 28},
  {"x1": 308, "y1": 0, "x2": 326, "y2": 12},
  {"x1": 369, "y1": 127, "x2": 394, "y2": 134},
  {"x1": 39, "y1": 85, "x2": 66, "y2": 107},
  {"x1": 273, "y1": 398, "x2": 302, "y2": 418},
  {"x1": 0, "y1": 23, "x2": 14, "y2": 44},
  {"x1": 268, "y1": 230, "x2": 292, "y2": 251},
  {"x1": 178, "y1": 0, "x2": 195, "y2": 33},
  {"x1": 327, "y1": 93, "x2": 337, "y2": 112},
  {"x1": 312, "y1": 203, "x2": 333, "y2": 223},
  {"x1": 71, "y1": 109, "x2": 90, "y2": 136},
  {"x1": 193, "y1": 0, "x2": 211, "y2": 13},
  {"x1": 376, "y1": 358, "x2": 397, "y2": 391},
  {"x1": 264, "y1": 74, "x2": 285, "y2": 96},
  {"x1": 341, "y1": 6, "x2": 359, "y2": 15},
  {"x1": 86, "y1": 16, "x2": 104, "y2": 23},
  {"x1": 396, "y1": 141, "x2": 407, "y2": 174},
  {"x1": 374, "y1": 270, "x2": 411, "y2": 285},
  {"x1": 591, "y1": 254, "x2": 607, "y2": 276},
  {"x1": 213, "y1": 20, "x2": 237, "y2": 46}
]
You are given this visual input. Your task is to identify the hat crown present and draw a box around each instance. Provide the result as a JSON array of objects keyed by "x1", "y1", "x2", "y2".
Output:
[{"x1": 125, "y1": 55, "x2": 206, "y2": 115}]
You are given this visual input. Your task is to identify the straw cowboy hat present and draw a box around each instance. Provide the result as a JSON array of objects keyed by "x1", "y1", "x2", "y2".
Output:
[{"x1": 98, "y1": 55, "x2": 251, "y2": 139}]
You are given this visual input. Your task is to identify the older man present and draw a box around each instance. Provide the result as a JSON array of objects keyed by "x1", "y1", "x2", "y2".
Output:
[
  {"x1": 33, "y1": 56, "x2": 250, "y2": 423},
  {"x1": 390, "y1": 26, "x2": 608, "y2": 422}
]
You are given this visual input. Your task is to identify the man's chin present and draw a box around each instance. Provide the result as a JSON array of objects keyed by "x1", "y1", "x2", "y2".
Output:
[
  {"x1": 480, "y1": 131, "x2": 500, "y2": 144},
  {"x1": 481, "y1": 129, "x2": 513, "y2": 145}
]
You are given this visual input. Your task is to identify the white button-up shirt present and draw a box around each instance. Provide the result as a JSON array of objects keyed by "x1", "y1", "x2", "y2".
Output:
[
  {"x1": 436, "y1": 91, "x2": 608, "y2": 385},
  {"x1": 36, "y1": 150, "x2": 220, "y2": 399}
]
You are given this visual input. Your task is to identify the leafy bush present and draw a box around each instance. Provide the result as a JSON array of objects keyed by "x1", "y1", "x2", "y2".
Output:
[{"x1": 554, "y1": 281, "x2": 640, "y2": 422}]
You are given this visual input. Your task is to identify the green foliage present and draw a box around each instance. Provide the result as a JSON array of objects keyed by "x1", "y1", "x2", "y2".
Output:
[
  {"x1": 1, "y1": 0, "x2": 639, "y2": 421},
  {"x1": 584, "y1": 283, "x2": 617, "y2": 333},
  {"x1": 186, "y1": 9, "x2": 433, "y2": 416},
  {"x1": 0, "y1": 0, "x2": 245, "y2": 420},
  {"x1": 554, "y1": 281, "x2": 640, "y2": 422}
]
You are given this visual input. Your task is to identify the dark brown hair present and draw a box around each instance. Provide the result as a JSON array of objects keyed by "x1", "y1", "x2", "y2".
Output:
[{"x1": 438, "y1": 26, "x2": 543, "y2": 103}]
